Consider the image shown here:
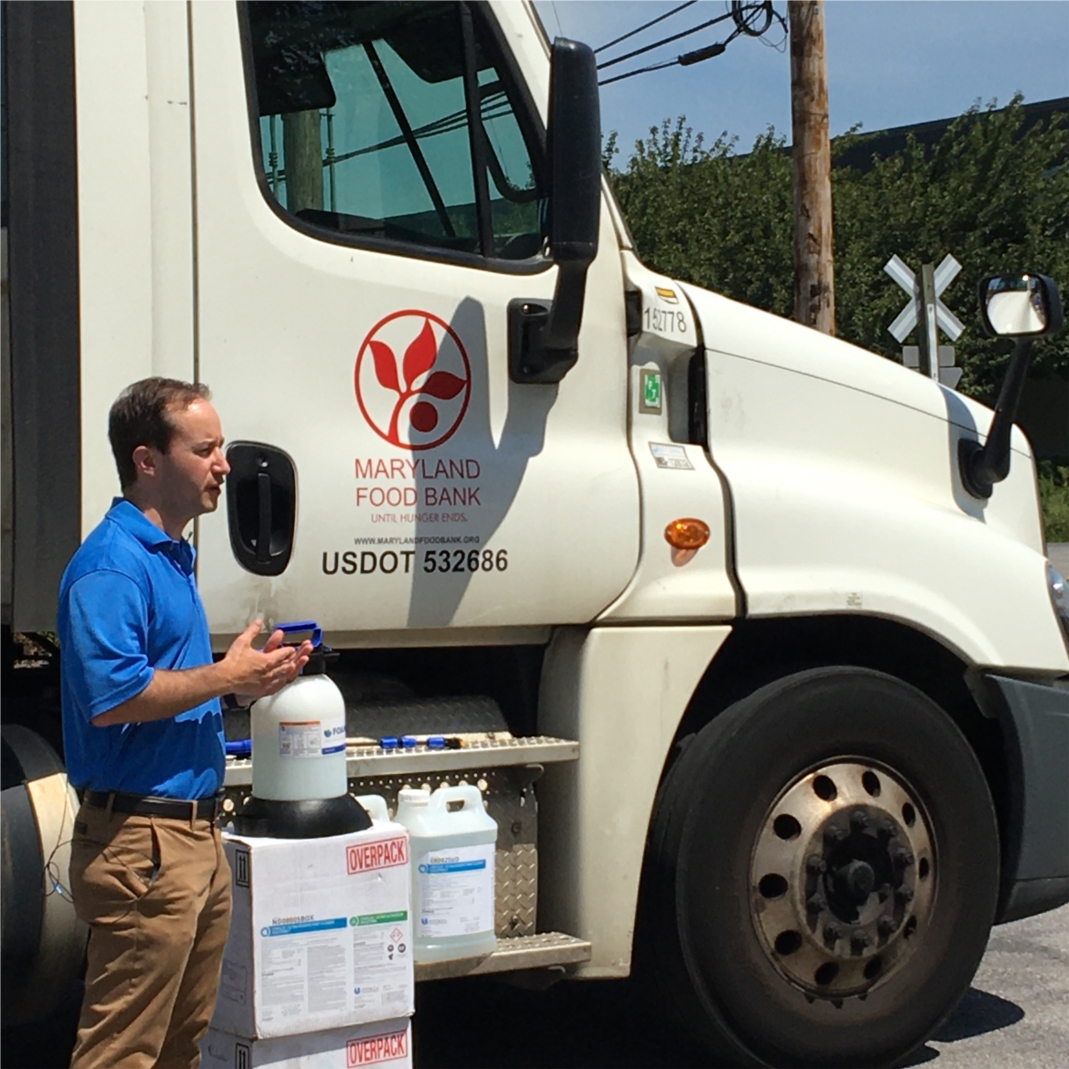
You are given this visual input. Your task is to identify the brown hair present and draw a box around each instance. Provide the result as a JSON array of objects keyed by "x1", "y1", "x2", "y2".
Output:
[{"x1": 108, "y1": 377, "x2": 212, "y2": 489}]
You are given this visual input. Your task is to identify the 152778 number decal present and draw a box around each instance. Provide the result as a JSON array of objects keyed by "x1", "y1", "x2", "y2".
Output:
[
  {"x1": 644, "y1": 306, "x2": 687, "y2": 334},
  {"x1": 423, "y1": 548, "x2": 508, "y2": 574}
]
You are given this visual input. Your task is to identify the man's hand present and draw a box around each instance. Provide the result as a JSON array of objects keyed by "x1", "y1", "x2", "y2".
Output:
[{"x1": 229, "y1": 621, "x2": 314, "y2": 703}]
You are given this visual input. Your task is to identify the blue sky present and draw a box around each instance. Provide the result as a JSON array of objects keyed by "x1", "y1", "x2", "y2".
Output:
[{"x1": 533, "y1": 1, "x2": 1069, "y2": 161}]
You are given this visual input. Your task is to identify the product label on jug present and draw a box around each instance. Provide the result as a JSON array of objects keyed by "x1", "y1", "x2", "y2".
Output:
[
  {"x1": 279, "y1": 720, "x2": 321, "y2": 758},
  {"x1": 416, "y1": 843, "x2": 495, "y2": 937}
]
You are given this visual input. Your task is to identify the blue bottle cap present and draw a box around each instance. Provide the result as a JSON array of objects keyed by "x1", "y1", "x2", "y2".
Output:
[
  {"x1": 379, "y1": 736, "x2": 399, "y2": 750},
  {"x1": 401, "y1": 736, "x2": 417, "y2": 748},
  {"x1": 427, "y1": 735, "x2": 445, "y2": 749}
]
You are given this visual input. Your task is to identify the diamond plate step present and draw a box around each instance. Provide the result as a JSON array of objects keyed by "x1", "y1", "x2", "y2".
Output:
[
  {"x1": 414, "y1": 932, "x2": 591, "y2": 982},
  {"x1": 224, "y1": 734, "x2": 578, "y2": 787}
]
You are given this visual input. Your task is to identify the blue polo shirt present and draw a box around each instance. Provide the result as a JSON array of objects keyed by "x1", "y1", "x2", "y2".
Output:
[{"x1": 58, "y1": 499, "x2": 224, "y2": 800}]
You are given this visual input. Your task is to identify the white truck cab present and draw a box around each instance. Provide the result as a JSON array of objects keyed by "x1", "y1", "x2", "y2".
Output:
[{"x1": 3, "y1": 3, "x2": 1068, "y2": 1065}]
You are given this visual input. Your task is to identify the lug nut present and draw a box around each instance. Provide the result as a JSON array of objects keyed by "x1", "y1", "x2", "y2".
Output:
[
  {"x1": 878, "y1": 882, "x2": 892, "y2": 902},
  {"x1": 824, "y1": 923, "x2": 843, "y2": 944},
  {"x1": 877, "y1": 915, "x2": 898, "y2": 937},
  {"x1": 877, "y1": 818, "x2": 898, "y2": 838},
  {"x1": 896, "y1": 885, "x2": 915, "y2": 904},
  {"x1": 806, "y1": 893, "x2": 826, "y2": 914},
  {"x1": 850, "y1": 929, "x2": 871, "y2": 952},
  {"x1": 894, "y1": 848, "x2": 914, "y2": 869},
  {"x1": 824, "y1": 822, "x2": 848, "y2": 843},
  {"x1": 850, "y1": 809, "x2": 869, "y2": 830},
  {"x1": 806, "y1": 854, "x2": 827, "y2": 875}
]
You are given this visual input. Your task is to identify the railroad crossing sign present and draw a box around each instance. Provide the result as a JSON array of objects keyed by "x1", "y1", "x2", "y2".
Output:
[{"x1": 884, "y1": 254, "x2": 965, "y2": 388}]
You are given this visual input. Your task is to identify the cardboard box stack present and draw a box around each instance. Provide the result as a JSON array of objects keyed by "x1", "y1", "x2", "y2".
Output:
[{"x1": 205, "y1": 819, "x2": 414, "y2": 1068}]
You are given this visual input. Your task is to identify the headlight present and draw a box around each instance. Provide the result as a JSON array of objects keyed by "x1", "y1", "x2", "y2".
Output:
[{"x1": 1049, "y1": 563, "x2": 1069, "y2": 646}]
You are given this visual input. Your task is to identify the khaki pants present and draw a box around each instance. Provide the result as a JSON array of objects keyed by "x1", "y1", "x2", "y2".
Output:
[{"x1": 69, "y1": 803, "x2": 231, "y2": 1069}]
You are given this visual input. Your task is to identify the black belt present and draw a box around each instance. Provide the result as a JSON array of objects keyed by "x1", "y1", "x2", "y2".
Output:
[{"x1": 83, "y1": 790, "x2": 222, "y2": 821}]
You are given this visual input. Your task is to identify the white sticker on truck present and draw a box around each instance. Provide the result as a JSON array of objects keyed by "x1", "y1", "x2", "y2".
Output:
[{"x1": 649, "y1": 442, "x2": 694, "y2": 470}]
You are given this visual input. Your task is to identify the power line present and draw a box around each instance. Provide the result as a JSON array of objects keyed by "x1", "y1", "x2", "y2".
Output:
[
  {"x1": 594, "y1": 1, "x2": 698, "y2": 55},
  {"x1": 599, "y1": 2, "x2": 785, "y2": 86},
  {"x1": 597, "y1": 10, "x2": 734, "y2": 71}
]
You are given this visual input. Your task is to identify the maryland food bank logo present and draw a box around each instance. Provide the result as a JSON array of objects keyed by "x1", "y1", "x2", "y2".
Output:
[{"x1": 355, "y1": 310, "x2": 471, "y2": 450}]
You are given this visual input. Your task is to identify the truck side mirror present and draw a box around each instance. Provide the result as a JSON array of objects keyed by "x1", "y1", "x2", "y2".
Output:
[
  {"x1": 959, "y1": 273, "x2": 1064, "y2": 499},
  {"x1": 979, "y1": 272, "x2": 1063, "y2": 338},
  {"x1": 508, "y1": 38, "x2": 601, "y2": 384}
]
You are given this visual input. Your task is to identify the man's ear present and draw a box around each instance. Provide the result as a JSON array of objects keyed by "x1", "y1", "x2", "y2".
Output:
[{"x1": 131, "y1": 444, "x2": 157, "y2": 481}]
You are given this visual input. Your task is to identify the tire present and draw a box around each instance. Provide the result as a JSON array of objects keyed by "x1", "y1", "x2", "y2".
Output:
[
  {"x1": 640, "y1": 667, "x2": 999, "y2": 1068},
  {"x1": 1, "y1": 725, "x2": 87, "y2": 1027}
]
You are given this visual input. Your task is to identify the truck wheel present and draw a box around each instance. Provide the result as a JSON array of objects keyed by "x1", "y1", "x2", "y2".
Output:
[
  {"x1": 1, "y1": 725, "x2": 87, "y2": 1027},
  {"x1": 641, "y1": 667, "x2": 998, "y2": 1068}
]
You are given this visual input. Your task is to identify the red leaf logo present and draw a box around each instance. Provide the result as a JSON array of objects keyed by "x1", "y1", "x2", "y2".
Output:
[
  {"x1": 420, "y1": 371, "x2": 465, "y2": 400},
  {"x1": 403, "y1": 319, "x2": 437, "y2": 389},
  {"x1": 370, "y1": 340, "x2": 400, "y2": 394},
  {"x1": 355, "y1": 309, "x2": 472, "y2": 451}
]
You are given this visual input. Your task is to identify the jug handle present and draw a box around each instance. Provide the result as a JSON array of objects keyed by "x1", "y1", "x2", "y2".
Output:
[{"x1": 430, "y1": 783, "x2": 485, "y2": 812}]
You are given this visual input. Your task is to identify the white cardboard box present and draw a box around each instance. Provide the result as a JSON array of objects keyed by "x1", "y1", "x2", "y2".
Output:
[
  {"x1": 202, "y1": 1018, "x2": 412, "y2": 1069},
  {"x1": 212, "y1": 825, "x2": 413, "y2": 1038}
]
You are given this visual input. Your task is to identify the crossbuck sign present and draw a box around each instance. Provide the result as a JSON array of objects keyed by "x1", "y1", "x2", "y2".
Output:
[{"x1": 885, "y1": 254, "x2": 965, "y2": 387}]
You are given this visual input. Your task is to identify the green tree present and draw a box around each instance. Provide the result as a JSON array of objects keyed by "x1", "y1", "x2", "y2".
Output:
[{"x1": 608, "y1": 97, "x2": 1069, "y2": 400}]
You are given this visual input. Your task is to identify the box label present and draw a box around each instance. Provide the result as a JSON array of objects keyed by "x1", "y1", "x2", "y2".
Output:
[
  {"x1": 347, "y1": 1028, "x2": 409, "y2": 1067},
  {"x1": 416, "y1": 843, "x2": 495, "y2": 937},
  {"x1": 347, "y1": 837, "x2": 408, "y2": 874},
  {"x1": 261, "y1": 916, "x2": 347, "y2": 937},
  {"x1": 351, "y1": 911, "x2": 407, "y2": 927}
]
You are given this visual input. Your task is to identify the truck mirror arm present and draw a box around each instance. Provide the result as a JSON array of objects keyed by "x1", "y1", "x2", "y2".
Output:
[
  {"x1": 958, "y1": 337, "x2": 1032, "y2": 500},
  {"x1": 509, "y1": 38, "x2": 600, "y2": 386},
  {"x1": 508, "y1": 261, "x2": 591, "y2": 384}
]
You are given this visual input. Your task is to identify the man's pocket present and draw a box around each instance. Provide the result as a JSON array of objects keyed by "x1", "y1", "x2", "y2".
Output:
[{"x1": 69, "y1": 809, "x2": 160, "y2": 925}]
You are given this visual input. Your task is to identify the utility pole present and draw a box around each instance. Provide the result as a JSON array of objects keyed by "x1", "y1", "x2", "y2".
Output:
[{"x1": 789, "y1": 1, "x2": 835, "y2": 335}]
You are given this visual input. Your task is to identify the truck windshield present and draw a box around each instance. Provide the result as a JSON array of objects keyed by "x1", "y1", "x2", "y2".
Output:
[{"x1": 245, "y1": 1, "x2": 544, "y2": 260}]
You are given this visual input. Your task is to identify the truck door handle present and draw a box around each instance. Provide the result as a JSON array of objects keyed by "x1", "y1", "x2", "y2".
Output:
[
  {"x1": 225, "y1": 442, "x2": 296, "y2": 577},
  {"x1": 257, "y1": 472, "x2": 272, "y2": 564}
]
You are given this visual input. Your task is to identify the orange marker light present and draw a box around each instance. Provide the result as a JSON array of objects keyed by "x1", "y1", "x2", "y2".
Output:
[{"x1": 664, "y1": 518, "x2": 710, "y2": 551}]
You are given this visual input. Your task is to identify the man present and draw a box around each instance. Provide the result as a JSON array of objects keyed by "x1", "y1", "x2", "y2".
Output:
[{"x1": 59, "y1": 378, "x2": 311, "y2": 1069}]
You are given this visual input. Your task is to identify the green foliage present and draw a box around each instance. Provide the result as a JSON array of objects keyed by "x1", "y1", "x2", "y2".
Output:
[
  {"x1": 1038, "y1": 462, "x2": 1069, "y2": 542},
  {"x1": 607, "y1": 97, "x2": 1069, "y2": 400}
]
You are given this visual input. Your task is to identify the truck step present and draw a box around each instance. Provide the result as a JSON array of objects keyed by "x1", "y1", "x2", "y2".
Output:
[
  {"x1": 223, "y1": 734, "x2": 578, "y2": 787},
  {"x1": 414, "y1": 932, "x2": 592, "y2": 982}
]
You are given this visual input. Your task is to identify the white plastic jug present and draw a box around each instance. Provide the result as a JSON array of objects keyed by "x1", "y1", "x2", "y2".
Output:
[
  {"x1": 250, "y1": 625, "x2": 347, "y2": 801},
  {"x1": 395, "y1": 784, "x2": 498, "y2": 962},
  {"x1": 354, "y1": 794, "x2": 391, "y2": 824}
]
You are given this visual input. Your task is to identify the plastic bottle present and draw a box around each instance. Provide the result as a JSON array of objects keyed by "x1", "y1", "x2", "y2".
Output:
[
  {"x1": 395, "y1": 784, "x2": 498, "y2": 962},
  {"x1": 354, "y1": 794, "x2": 391, "y2": 824},
  {"x1": 250, "y1": 625, "x2": 347, "y2": 801}
]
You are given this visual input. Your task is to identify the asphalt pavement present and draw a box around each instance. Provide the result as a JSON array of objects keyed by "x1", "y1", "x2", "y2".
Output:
[
  {"x1": 2, "y1": 900, "x2": 1066, "y2": 1068},
  {"x1": 914, "y1": 904, "x2": 1069, "y2": 1069},
  {"x1": 414, "y1": 905, "x2": 1069, "y2": 1069}
]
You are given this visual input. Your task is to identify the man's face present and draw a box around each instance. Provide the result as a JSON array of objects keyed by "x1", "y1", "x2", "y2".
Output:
[{"x1": 155, "y1": 399, "x2": 230, "y2": 522}]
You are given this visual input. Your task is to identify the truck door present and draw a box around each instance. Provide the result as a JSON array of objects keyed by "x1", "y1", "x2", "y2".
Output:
[{"x1": 190, "y1": 1, "x2": 639, "y2": 638}]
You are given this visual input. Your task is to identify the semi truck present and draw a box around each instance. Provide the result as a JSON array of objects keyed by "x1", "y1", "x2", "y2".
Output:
[{"x1": 3, "y1": 2, "x2": 1067, "y2": 1066}]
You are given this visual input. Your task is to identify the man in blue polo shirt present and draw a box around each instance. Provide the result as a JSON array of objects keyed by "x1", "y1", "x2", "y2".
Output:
[{"x1": 59, "y1": 378, "x2": 311, "y2": 1069}]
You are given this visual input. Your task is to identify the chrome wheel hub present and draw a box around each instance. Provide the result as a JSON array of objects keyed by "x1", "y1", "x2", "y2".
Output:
[{"x1": 749, "y1": 760, "x2": 936, "y2": 1000}]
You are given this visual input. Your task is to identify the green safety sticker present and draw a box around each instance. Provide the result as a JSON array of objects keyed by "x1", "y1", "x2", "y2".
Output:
[
  {"x1": 640, "y1": 369, "x2": 663, "y2": 414},
  {"x1": 350, "y1": 910, "x2": 408, "y2": 927}
]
